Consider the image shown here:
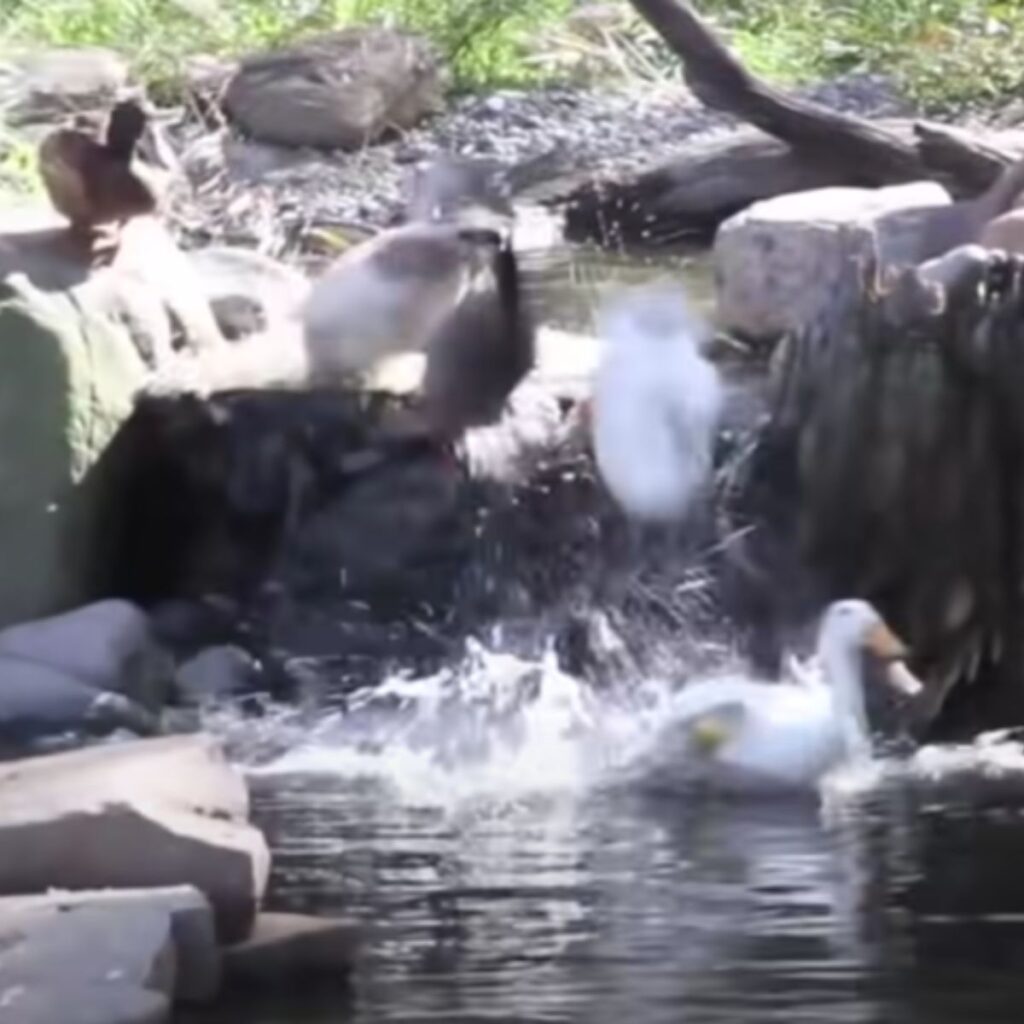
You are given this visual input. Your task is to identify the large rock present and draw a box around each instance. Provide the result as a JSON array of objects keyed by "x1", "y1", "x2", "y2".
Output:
[
  {"x1": 0, "y1": 735, "x2": 269, "y2": 942},
  {"x1": 0, "y1": 655, "x2": 157, "y2": 753},
  {"x1": 223, "y1": 29, "x2": 448, "y2": 149},
  {"x1": 0, "y1": 214, "x2": 225, "y2": 625},
  {"x1": 0, "y1": 600, "x2": 172, "y2": 710},
  {"x1": 188, "y1": 247, "x2": 310, "y2": 341},
  {"x1": 0, "y1": 47, "x2": 129, "y2": 126},
  {"x1": 714, "y1": 181, "x2": 952, "y2": 341},
  {"x1": 0, "y1": 885, "x2": 221, "y2": 1008},
  {"x1": 0, "y1": 272, "x2": 144, "y2": 626}
]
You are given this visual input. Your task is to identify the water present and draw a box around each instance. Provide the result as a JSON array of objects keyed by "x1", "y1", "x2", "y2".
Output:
[
  {"x1": 187, "y1": 644, "x2": 1024, "y2": 1024},
  {"x1": 181, "y1": 243, "x2": 1024, "y2": 1022}
]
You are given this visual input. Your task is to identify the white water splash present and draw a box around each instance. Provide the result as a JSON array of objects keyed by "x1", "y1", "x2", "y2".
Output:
[
  {"x1": 242, "y1": 637, "x2": 689, "y2": 806},
  {"x1": 821, "y1": 727, "x2": 1024, "y2": 821},
  {"x1": 214, "y1": 635, "x2": 1024, "y2": 814}
]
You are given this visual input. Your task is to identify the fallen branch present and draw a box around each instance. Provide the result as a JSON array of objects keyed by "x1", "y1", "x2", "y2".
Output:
[{"x1": 627, "y1": 0, "x2": 928, "y2": 184}]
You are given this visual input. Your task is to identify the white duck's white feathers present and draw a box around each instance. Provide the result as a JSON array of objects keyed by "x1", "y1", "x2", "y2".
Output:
[
  {"x1": 591, "y1": 284, "x2": 723, "y2": 522},
  {"x1": 650, "y1": 600, "x2": 920, "y2": 792},
  {"x1": 302, "y1": 221, "x2": 496, "y2": 379}
]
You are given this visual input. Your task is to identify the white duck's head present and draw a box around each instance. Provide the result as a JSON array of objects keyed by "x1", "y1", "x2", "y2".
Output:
[
  {"x1": 816, "y1": 599, "x2": 922, "y2": 753},
  {"x1": 597, "y1": 283, "x2": 708, "y2": 352}
]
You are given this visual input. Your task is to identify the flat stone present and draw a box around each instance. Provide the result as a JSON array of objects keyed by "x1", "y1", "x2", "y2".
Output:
[
  {"x1": 224, "y1": 913, "x2": 358, "y2": 987},
  {"x1": 0, "y1": 901, "x2": 173, "y2": 1024},
  {"x1": 0, "y1": 656, "x2": 157, "y2": 751},
  {"x1": 714, "y1": 181, "x2": 953, "y2": 340},
  {"x1": 0, "y1": 736, "x2": 268, "y2": 942},
  {"x1": 0, "y1": 887, "x2": 221, "y2": 1003}
]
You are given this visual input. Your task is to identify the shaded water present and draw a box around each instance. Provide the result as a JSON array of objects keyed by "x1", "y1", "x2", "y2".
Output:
[{"x1": 184, "y1": 243, "x2": 1024, "y2": 1023}]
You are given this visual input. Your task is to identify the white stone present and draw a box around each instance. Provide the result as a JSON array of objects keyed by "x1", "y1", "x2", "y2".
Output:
[
  {"x1": 0, "y1": 736, "x2": 268, "y2": 942},
  {"x1": 713, "y1": 181, "x2": 953, "y2": 340},
  {"x1": 0, "y1": 886, "x2": 221, "y2": 1004}
]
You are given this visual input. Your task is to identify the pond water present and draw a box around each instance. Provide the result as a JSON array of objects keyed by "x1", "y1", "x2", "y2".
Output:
[
  {"x1": 184, "y1": 645, "x2": 1024, "y2": 1024},
  {"x1": 180, "y1": 241, "x2": 1024, "y2": 1023}
]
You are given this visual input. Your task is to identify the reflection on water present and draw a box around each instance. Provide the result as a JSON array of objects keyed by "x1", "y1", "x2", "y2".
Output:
[
  {"x1": 524, "y1": 242, "x2": 716, "y2": 336},
  {"x1": 186, "y1": 643, "x2": 1024, "y2": 1024},
  {"x1": 189, "y1": 773, "x2": 1024, "y2": 1024}
]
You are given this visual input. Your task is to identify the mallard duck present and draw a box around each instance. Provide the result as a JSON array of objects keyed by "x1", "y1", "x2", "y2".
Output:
[
  {"x1": 650, "y1": 600, "x2": 924, "y2": 793},
  {"x1": 415, "y1": 235, "x2": 536, "y2": 436},
  {"x1": 301, "y1": 221, "x2": 504, "y2": 380},
  {"x1": 590, "y1": 283, "x2": 724, "y2": 523},
  {"x1": 37, "y1": 99, "x2": 156, "y2": 253}
]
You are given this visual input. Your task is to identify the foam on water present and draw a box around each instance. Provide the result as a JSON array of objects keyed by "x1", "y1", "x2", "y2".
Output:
[
  {"x1": 242, "y1": 637, "x2": 689, "y2": 807},
  {"x1": 210, "y1": 634, "x2": 1024, "y2": 815}
]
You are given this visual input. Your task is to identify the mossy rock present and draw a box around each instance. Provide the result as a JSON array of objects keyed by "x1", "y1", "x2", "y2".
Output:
[{"x1": 0, "y1": 275, "x2": 146, "y2": 624}]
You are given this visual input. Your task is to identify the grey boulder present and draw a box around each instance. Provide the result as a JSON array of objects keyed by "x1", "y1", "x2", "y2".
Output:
[
  {"x1": 0, "y1": 600, "x2": 173, "y2": 711},
  {"x1": 0, "y1": 655, "x2": 157, "y2": 751},
  {"x1": 224, "y1": 28, "x2": 448, "y2": 149}
]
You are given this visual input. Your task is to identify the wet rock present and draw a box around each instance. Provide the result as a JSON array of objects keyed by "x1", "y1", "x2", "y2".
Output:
[
  {"x1": 0, "y1": 735, "x2": 269, "y2": 941},
  {"x1": 188, "y1": 247, "x2": 310, "y2": 341},
  {"x1": 0, "y1": 901, "x2": 174, "y2": 1023},
  {"x1": 223, "y1": 912, "x2": 358, "y2": 987},
  {"x1": 0, "y1": 885, "x2": 221, "y2": 1005},
  {"x1": 175, "y1": 646, "x2": 259, "y2": 705},
  {"x1": 223, "y1": 29, "x2": 448, "y2": 150},
  {"x1": 0, "y1": 47, "x2": 129, "y2": 126},
  {"x1": 0, "y1": 656, "x2": 158, "y2": 752},
  {"x1": 0, "y1": 600, "x2": 173, "y2": 711},
  {"x1": 714, "y1": 181, "x2": 952, "y2": 340}
]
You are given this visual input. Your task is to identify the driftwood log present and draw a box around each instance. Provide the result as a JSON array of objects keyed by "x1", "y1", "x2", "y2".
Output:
[
  {"x1": 566, "y1": 0, "x2": 1024, "y2": 246},
  {"x1": 720, "y1": 246, "x2": 1024, "y2": 736}
]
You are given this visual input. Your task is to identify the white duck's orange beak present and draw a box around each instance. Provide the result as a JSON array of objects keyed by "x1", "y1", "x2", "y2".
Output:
[
  {"x1": 885, "y1": 660, "x2": 925, "y2": 698},
  {"x1": 864, "y1": 621, "x2": 909, "y2": 662},
  {"x1": 863, "y1": 621, "x2": 924, "y2": 697}
]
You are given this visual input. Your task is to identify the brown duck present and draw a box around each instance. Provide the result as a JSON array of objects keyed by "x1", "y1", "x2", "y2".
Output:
[{"x1": 38, "y1": 99, "x2": 157, "y2": 252}]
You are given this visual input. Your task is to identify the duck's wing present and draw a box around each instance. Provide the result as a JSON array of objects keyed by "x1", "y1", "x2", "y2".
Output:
[
  {"x1": 784, "y1": 653, "x2": 821, "y2": 689},
  {"x1": 680, "y1": 700, "x2": 748, "y2": 757},
  {"x1": 38, "y1": 132, "x2": 94, "y2": 224}
]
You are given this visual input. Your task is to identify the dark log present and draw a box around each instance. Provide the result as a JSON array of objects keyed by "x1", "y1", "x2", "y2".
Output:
[
  {"x1": 722, "y1": 246, "x2": 1024, "y2": 736},
  {"x1": 565, "y1": 0, "x2": 1024, "y2": 248},
  {"x1": 565, "y1": 128, "x2": 858, "y2": 246},
  {"x1": 565, "y1": 122, "x2": 920, "y2": 247},
  {"x1": 627, "y1": 0, "x2": 927, "y2": 182}
]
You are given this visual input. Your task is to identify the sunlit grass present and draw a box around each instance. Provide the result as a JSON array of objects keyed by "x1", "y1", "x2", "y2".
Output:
[{"x1": 0, "y1": 0, "x2": 573, "y2": 96}]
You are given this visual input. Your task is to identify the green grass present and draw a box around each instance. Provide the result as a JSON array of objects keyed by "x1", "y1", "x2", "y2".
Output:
[
  {"x1": 0, "y1": 0, "x2": 572, "y2": 96},
  {"x1": 1, "y1": 0, "x2": 1022, "y2": 113},
  {"x1": 697, "y1": 0, "x2": 1024, "y2": 112}
]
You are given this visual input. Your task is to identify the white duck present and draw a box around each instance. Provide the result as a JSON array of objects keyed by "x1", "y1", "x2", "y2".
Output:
[
  {"x1": 301, "y1": 221, "x2": 504, "y2": 380},
  {"x1": 651, "y1": 600, "x2": 924, "y2": 793},
  {"x1": 590, "y1": 283, "x2": 724, "y2": 523}
]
